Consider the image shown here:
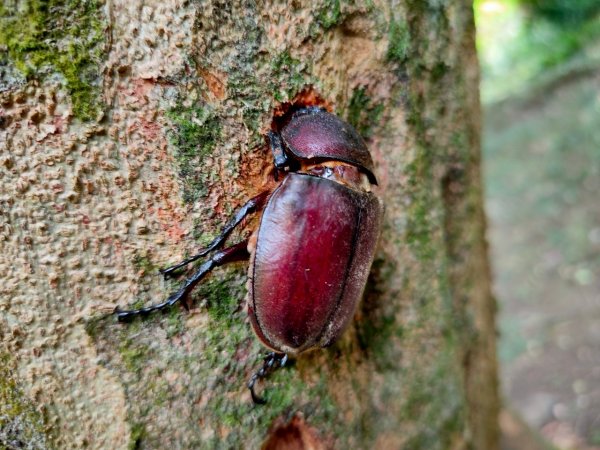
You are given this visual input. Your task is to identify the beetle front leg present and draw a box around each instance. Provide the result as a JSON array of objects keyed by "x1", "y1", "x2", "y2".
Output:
[
  {"x1": 267, "y1": 131, "x2": 290, "y2": 173},
  {"x1": 160, "y1": 191, "x2": 270, "y2": 279},
  {"x1": 247, "y1": 352, "x2": 289, "y2": 405},
  {"x1": 115, "y1": 240, "x2": 250, "y2": 321}
]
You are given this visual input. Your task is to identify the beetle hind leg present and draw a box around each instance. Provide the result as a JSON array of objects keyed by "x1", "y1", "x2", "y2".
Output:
[
  {"x1": 247, "y1": 352, "x2": 289, "y2": 405},
  {"x1": 115, "y1": 240, "x2": 250, "y2": 322}
]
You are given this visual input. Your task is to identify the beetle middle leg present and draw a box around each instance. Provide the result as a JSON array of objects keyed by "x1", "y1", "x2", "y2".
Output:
[
  {"x1": 115, "y1": 240, "x2": 250, "y2": 322},
  {"x1": 160, "y1": 191, "x2": 270, "y2": 279},
  {"x1": 247, "y1": 352, "x2": 289, "y2": 405}
]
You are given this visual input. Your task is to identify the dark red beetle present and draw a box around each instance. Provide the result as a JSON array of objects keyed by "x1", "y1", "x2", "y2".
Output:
[{"x1": 115, "y1": 107, "x2": 383, "y2": 403}]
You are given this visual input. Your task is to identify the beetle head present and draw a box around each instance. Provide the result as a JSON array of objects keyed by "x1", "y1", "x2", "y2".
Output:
[{"x1": 278, "y1": 108, "x2": 378, "y2": 184}]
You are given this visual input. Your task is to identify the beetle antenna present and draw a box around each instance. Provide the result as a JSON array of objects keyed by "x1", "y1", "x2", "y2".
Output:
[{"x1": 247, "y1": 352, "x2": 288, "y2": 405}]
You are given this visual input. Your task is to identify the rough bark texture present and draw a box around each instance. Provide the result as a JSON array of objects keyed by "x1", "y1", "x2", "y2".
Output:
[{"x1": 0, "y1": 0, "x2": 499, "y2": 448}]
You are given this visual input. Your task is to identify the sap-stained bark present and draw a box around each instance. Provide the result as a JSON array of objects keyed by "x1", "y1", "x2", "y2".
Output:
[{"x1": 0, "y1": 0, "x2": 498, "y2": 448}]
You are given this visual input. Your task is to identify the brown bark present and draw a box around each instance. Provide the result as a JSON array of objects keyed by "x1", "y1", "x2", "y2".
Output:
[{"x1": 0, "y1": 0, "x2": 499, "y2": 448}]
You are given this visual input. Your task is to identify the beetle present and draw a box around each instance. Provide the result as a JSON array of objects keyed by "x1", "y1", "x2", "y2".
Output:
[{"x1": 114, "y1": 106, "x2": 383, "y2": 404}]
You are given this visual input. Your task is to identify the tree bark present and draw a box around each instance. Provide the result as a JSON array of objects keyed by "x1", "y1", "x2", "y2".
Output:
[{"x1": 0, "y1": 0, "x2": 499, "y2": 448}]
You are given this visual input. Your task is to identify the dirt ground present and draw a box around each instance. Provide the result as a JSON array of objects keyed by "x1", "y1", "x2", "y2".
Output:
[{"x1": 484, "y1": 66, "x2": 600, "y2": 449}]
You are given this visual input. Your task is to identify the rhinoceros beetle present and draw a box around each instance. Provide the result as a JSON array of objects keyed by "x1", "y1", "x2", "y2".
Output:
[{"x1": 115, "y1": 106, "x2": 383, "y2": 404}]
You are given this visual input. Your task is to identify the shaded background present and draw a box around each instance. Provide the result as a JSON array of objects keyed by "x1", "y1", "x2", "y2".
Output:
[{"x1": 476, "y1": 1, "x2": 600, "y2": 448}]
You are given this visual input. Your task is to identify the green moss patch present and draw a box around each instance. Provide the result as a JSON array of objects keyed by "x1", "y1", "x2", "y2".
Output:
[
  {"x1": 128, "y1": 422, "x2": 146, "y2": 450},
  {"x1": 398, "y1": 347, "x2": 465, "y2": 449},
  {"x1": 270, "y1": 51, "x2": 306, "y2": 102},
  {"x1": 132, "y1": 252, "x2": 157, "y2": 276},
  {"x1": 315, "y1": 0, "x2": 342, "y2": 30},
  {"x1": 167, "y1": 104, "x2": 221, "y2": 203},
  {"x1": 0, "y1": 0, "x2": 106, "y2": 120},
  {"x1": 387, "y1": 18, "x2": 410, "y2": 63},
  {"x1": 346, "y1": 87, "x2": 384, "y2": 138},
  {"x1": 0, "y1": 353, "x2": 48, "y2": 449}
]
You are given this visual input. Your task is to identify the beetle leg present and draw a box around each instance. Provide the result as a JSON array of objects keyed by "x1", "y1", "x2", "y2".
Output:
[
  {"x1": 268, "y1": 131, "x2": 290, "y2": 174},
  {"x1": 115, "y1": 240, "x2": 250, "y2": 321},
  {"x1": 247, "y1": 352, "x2": 289, "y2": 405},
  {"x1": 160, "y1": 191, "x2": 270, "y2": 279}
]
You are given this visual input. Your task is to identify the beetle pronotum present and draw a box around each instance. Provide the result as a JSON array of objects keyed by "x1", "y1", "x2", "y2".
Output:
[{"x1": 115, "y1": 106, "x2": 383, "y2": 403}]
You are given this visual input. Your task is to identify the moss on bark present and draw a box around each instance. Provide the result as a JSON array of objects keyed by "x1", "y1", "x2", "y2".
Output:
[
  {"x1": 0, "y1": 0, "x2": 105, "y2": 120},
  {"x1": 0, "y1": 354, "x2": 49, "y2": 449}
]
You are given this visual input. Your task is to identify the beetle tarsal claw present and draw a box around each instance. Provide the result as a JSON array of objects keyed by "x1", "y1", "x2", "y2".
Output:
[
  {"x1": 248, "y1": 378, "x2": 267, "y2": 405},
  {"x1": 114, "y1": 308, "x2": 134, "y2": 323},
  {"x1": 247, "y1": 352, "x2": 289, "y2": 405}
]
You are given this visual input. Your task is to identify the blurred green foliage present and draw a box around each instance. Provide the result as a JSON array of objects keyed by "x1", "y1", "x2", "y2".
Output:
[
  {"x1": 521, "y1": 0, "x2": 600, "y2": 25},
  {"x1": 475, "y1": 0, "x2": 600, "y2": 102}
]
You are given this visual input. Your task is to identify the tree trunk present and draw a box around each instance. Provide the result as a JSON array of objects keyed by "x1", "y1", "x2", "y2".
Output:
[{"x1": 0, "y1": 0, "x2": 499, "y2": 448}]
